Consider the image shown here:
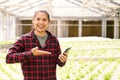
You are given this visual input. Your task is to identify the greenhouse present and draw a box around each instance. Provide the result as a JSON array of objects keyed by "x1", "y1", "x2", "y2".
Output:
[
  {"x1": 0, "y1": 0, "x2": 120, "y2": 80},
  {"x1": 0, "y1": 0, "x2": 120, "y2": 41}
]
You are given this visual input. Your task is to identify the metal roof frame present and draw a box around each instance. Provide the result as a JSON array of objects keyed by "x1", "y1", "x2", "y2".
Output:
[{"x1": 0, "y1": 0, "x2": 120, "y2": 19}]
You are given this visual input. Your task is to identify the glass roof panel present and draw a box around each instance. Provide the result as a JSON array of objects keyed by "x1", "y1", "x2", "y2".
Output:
[{"x1": 0, "y1": 0, "x2": 119, "y2": 19}]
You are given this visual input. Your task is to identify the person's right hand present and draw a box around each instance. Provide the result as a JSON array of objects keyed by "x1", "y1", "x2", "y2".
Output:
[{"x1": 31, "y1": 47, "x2": 51, "y2": 56}]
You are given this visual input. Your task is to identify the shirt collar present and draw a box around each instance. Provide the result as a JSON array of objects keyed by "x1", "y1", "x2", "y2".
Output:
[{"x1": 29, "y1": 29, "x2": 52, "y2": 39}]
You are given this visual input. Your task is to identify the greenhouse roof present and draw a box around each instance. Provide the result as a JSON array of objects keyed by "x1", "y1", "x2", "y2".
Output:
[{"x1": 0, "y1": 0, "x2": 120, "y2": 19}]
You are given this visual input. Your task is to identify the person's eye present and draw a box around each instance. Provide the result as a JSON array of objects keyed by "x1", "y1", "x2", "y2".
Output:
[
  {"x1": 43, "y1": 18, "x2": 48, "y2": 21},
  {"x1": 36, "y1": 18, "x2": 40, "y2": 20}
]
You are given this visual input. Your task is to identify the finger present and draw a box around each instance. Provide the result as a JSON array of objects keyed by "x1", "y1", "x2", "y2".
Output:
[
  {"x1": 59, "y1": 55, "x2": 66, "y2": 62},
  {"x1": 43, "y1": 51, "x2": 51, "y2": 54},
  {"x1": 63, "y1": 53, "x2": 68, "y2": 56},
  {"x1": 32, "y1": 47, "x2": 38, "y2": 52},
  {"x1": 60, "y1": 58, "x2": 65, "y2": 62},
  {"x1": 38, "y1": 50, "x2": 51, "y2": 55},
  {"x1": 35, "y1": 47, "x2": 38, "y2": 50},
  {"x1": 31, "y1": 47, "x2": 39, "y2": 55}
]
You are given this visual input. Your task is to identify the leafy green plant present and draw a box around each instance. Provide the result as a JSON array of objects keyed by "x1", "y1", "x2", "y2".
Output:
[
  {"x1": 104, "y1": 73, "x2": 112, "y2": 80},
  {"x1": 1, "y1": 38, "x2": 120, "y2": 80}
]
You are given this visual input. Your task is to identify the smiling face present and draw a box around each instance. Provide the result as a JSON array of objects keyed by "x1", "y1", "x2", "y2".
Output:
[{"x1": 32, "y1": 11, "x2": 50, "y2": 35}]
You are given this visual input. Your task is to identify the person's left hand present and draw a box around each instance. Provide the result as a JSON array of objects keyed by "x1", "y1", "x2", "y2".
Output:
[{"x1": 58, "y1": 53, "x2": 68, "y2": 63}]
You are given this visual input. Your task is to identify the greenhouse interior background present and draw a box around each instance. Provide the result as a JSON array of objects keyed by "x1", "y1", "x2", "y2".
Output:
[
  {"x1": 0, "y1": 0, "x2": 120, "y2": 41},
  {"x1": 0, "y1": 0, "x2": 120, "y2": 80}
]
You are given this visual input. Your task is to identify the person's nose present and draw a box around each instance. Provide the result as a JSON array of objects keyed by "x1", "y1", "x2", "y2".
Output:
[{"x1": 39, "y1": 20, "x2": 44, "y2": 24}]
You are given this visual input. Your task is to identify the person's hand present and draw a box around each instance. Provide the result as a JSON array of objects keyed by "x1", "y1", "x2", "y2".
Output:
[
  {"x1": 31, "y1": 47, "x2": 51, "y2": 56},
  {"x1": 58, "y1": 53, "x2": 68, "y2": 63}
]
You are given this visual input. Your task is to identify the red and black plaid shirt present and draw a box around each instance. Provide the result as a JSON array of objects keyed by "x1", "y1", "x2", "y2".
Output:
[{"x1": 6, "y1": 30, "x2": 65, "y2": 80}]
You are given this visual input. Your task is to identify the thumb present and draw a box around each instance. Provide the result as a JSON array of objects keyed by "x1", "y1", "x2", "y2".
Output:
[
  {"x1": 32, "y1": 47, "x2": 38, "y2": 53},
  {"x1": 35, "y1": 46, "x2": 38, "y2": 50}
]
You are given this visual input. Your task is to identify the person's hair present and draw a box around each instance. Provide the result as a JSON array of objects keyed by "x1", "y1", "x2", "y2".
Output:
[{"x1": 33, "y1": 10, "x2": 50, "y2": 21}]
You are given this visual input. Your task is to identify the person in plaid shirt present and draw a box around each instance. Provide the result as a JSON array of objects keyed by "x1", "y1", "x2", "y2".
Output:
[{"x1": 6, "y1": 10, "x2": 68, "y2": 80}]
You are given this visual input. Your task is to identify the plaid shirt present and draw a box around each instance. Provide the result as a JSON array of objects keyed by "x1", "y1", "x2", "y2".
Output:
[{"x1": 6, "y1": 30, "x2": 65, "y2": 80}]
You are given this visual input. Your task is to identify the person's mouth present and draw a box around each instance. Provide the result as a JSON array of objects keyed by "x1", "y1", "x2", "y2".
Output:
[{"x1": 37, "y1": 24, "x2": 44, "y2": 29}]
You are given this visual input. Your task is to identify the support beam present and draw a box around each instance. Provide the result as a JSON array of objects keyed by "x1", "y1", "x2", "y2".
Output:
[
  {"x1": 47, "y1": 0, "x2": 53, "y2": 16},
  {"x1": 57, "y1": 19, "x2": 61, "y2": 37},
  {"x1": 78, "y1": 19, "x2": 82, "y2": 37},
  {"x1": 102, "y1": 18, "x2": 106, "y2": 38},
  {"x1": 114, "y1": 15, "x2": 119, "y2": 39}
]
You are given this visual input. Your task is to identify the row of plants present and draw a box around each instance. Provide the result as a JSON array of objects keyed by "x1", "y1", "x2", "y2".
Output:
[
  {"x1": 58, "y1": 37, "x2": 120, "y2": 80},
  {"x1": 0, "y1": 41, "x2": 13, "y2": 50},
  {"x1": 57, "y1": 60, "x2": 120, "y2": 80},
  {"x1": 60, "y1": 38, "x2": 120, "y2": 58},
  {"x1": 0, "y1": 37, "x2": 120, "y2": 80},
  {"x1": 0, "y1": 59, "x2": 120, "y2": 80}
]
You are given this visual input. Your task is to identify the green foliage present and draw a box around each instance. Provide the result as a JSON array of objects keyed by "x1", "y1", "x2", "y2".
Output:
[
  {"x1": 0, "y1": 41, "x2": 13, "y2": 45},
  {"x1": 104, "y1": 73, "x2": 112, "y2": 80},
  {"x1": 1, "y1": 37, "x2": 120, "y2": 80}
]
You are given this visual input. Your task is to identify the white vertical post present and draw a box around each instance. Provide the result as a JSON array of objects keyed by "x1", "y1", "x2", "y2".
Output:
[
  {"x1": 78, "y1": 19, "x2": 82, "y2": 37},
  {"x1": 57, "y1": 19, "x2": 61, "y2": 37},
  {"x1": 0, "y1": 12, "x2": 3, "y2": 41},
  {"x1": 10, "y1": 16, "x2": 16, "y2": 40},
  {"x1": 2, "y1": 12, "x2": 6, "y2": 41},
  {"x1": 114, "y1": 16, "x2": 119, "y2": 39},
  {"x1": 102, "y1": 18, "x2": 106, "y2": 38},
  {"x1": 63, "y1": 21, "x2": 68, "y2": 37}
]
